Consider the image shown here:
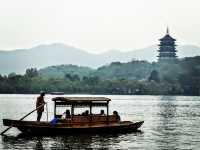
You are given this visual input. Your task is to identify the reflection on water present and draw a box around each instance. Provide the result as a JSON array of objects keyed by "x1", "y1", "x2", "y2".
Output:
[
  {"x1": 0, "y1": 95, "x2": 200, "y2": 149},
  {"x1": 35, "y1": 137, "x2": 44, "y2": 150},
  {"x1": 1, "y1": 132, "x2": 143, "y2": 149},
  {"x1": 153, "y1": 96, "x2": 179, "y2": 150}
]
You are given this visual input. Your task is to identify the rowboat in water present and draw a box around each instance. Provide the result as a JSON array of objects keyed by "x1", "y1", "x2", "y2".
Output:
[{"x1": 2, "y1": 97, "x2": 144, "y2": 135}]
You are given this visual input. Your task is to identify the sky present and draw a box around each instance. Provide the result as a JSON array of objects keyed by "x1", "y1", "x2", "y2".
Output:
[{"x1": 0, "y1": 0, "x2": 200, "y2": 53}]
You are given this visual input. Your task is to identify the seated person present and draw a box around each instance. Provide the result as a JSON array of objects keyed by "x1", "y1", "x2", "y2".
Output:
[
  {"x1": 113, "y1": 111, "x2": 121, "y2": 122},
  {"x1": 85, "y1": 110, "x2": 89, "y2": 116},
  {"x1": 100, "y1": 110, "x2": 105, "y2": 116},
  {"x1": 82, "y1": 110, "x2": 89, "y2": 116},
  {"x1": 62, "y1": 109, "x2": 71, "y2": 119}
]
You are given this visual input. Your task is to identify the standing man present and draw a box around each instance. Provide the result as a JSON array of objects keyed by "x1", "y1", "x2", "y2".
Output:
[{"x1": 36, "y1": 91, "x2": 46, "y2": 122}]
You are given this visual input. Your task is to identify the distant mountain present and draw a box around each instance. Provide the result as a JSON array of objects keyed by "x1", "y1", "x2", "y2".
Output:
[
  {"x1": 0, "y1": 43, "x2": 199, "y2": 74},
  {"x1": 99, "y1": 46, "x2": 157, "y2": 62},
  {"x1": 0, "y1": 43, "x2": 97, "y2": 74}
]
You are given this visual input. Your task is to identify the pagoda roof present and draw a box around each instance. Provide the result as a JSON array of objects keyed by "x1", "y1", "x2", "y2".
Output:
[
  {"x1": 158, "y1": 44, "x2": 177, "y2": 46},
  {"x1": 159, "y1": 34, "x2": 176, "y2": 41}
]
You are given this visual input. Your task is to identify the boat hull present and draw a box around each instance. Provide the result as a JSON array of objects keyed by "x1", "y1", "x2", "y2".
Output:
[{"x1": 3, "y1": 119, "x2": 144, "y2": 135}]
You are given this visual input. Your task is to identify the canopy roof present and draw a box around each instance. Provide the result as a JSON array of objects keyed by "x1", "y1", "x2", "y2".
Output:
[{"x1": 52, "y1": 97, "x2": 111, "y2": 107}]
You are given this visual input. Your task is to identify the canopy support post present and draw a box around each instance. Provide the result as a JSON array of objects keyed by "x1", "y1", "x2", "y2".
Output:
[
  {"x1": 89, "y1": 103, "x2": 92, "y2": 123},
  {"x1": 106, "y1": 101, "x2": 109, "y2": 124},
  {"x1": 54, "y1": 102, "x2": 56, "y2": 118},
  {"x1": 89, "y1": 104, "x2": 92, "y2": 115},
  {"x1": 71, "y1": 105, "x2": 74, "y2": 121}
]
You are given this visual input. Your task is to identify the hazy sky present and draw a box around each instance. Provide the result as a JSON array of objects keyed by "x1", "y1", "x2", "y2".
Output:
[{"x1": 0, "y1": 0, "x2": 200, "y2": 53}]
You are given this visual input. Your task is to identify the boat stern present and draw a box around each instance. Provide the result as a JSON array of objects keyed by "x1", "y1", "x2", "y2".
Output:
[{"x1": 3, "y1": 119, "x2": 13, "y2": 126}]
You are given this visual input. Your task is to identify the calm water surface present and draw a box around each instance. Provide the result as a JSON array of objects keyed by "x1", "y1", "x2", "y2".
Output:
[{"x1": 0, "y1": 95, "x2": 200, "y2": 149}]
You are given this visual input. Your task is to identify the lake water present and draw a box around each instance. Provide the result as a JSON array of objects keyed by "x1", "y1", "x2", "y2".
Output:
[{"x1": 0, "y1": 94, "x2": 200, "y2": 149}]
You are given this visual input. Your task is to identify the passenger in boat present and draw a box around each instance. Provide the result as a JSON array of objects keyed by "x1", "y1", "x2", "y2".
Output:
[
  {"x1": 85, "y1": 110, "x2": 89, "y2": 116},
  {"x1": 113, "y1": 111, "x2": 121, "y2": 122},
  {"x1": 82, "y1": 110, "x2": 89, "y2": 116},
  {"x1": 62, "y1": 109, "x2": 71, "y2": 119},
  {"x1": 36, "y1": 91, "x2": 46, "y2": 122},
  {"x1": 100, "y1": 110, "x2": 105, "y2": 116}
]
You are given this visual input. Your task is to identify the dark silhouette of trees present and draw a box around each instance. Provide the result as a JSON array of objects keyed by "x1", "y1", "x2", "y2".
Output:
[
  {"x1": 65, "y1": 74, "x2": 80, "y2": 81},
  {"x1": 148, "y1": 70, "x2": 160, "y2": 82},
  {"x1": 0, "y1": 57, "x2": 199, "y2": 95},
  {"x1": 25, "y1": 68, "x2": 38, "y2": 78}
]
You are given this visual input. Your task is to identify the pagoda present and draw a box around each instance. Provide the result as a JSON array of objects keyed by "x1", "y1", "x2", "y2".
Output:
[{"x1": 158, "y1": 28, "x2": 177, "y2": 62}]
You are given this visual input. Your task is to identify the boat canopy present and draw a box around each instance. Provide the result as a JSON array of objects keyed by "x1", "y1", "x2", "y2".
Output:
[
  {"x1": 52, "y1": 97, "x2": 111, "y2": 117},
  {"x1": 52, "y1": 97, "x2": 111, "y2": 107}
]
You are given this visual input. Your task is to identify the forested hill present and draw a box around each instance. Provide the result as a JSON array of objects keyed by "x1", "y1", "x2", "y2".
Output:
[
  {"x1": 38, "y1": 56, "x2": 200, "y2": 96},
  {"x1": 0, "y1": 56, "x2": 200, "y2": 95},
  {"x1": 93, "y1": 61, "x2": 153, "y2": 80},
  {"x1": 39, "y1": 56, "x2": 200, "y2": 82},
  {"x1": 38, "y1": 61, "x2": 153, "y2": 80},
  {"x1": 39, "y1": 64, "x2": 94, "y2": 79}
]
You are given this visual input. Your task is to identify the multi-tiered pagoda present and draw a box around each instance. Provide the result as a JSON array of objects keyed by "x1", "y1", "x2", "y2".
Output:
[{"x1": 158, "y1": 28, "x2": 177, "y2": 62}]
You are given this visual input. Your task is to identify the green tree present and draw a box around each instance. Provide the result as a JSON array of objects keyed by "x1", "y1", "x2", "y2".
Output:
[{"x1": 25, "y1": 68, "x2": 38, "y2": 78}]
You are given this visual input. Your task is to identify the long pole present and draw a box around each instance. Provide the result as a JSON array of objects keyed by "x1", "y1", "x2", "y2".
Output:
[{"x1": 0, "y1": 103, "x2": 46, "y2": 135}]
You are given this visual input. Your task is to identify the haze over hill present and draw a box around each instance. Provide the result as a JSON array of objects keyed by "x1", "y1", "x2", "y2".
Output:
[{"x1": 0, "y1": 43, "x2": 200, "y2": 74}]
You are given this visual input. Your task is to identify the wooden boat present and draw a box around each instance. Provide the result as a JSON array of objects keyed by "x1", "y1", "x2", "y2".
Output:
[{"x1": 2, "y1": 97, "x2": 144, "y2": 135}]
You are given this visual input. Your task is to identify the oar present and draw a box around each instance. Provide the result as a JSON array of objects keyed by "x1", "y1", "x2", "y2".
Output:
[{"x1": 0, "y1": 103, "x2": 46, "y2": 135}]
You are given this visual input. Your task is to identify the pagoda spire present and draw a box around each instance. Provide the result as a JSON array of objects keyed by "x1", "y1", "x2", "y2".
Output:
[{"x1": 166, "y1": 26, "x2": 169, "y2": 35}]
